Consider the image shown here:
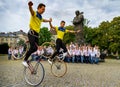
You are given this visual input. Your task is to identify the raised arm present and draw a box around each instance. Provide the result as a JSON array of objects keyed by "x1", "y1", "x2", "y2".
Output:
[
  {"x1": 49, "y1": 18, "x2": 56, "y2": 30},
  {"x1": 43, "y1": 19, "x2": 52, "y2": 22},
  {"x1": 28, "y1": 1, "x2": 34, "y2": 16}
]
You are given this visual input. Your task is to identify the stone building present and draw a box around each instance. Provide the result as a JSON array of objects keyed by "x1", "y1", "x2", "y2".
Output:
[{"x1": 0, "y1": 30, "x2": 27, "y2": 46}]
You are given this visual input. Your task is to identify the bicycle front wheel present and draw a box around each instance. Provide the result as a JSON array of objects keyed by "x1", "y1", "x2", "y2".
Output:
[
  {"x1": 51, "y1": 57, "x2": 67, "y2": 77},
  {"x1": 24, "y1": 61, "x2": 45, "y2": 86}
]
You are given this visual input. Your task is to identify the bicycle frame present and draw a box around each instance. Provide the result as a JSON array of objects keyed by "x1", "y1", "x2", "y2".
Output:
[{"x1": 27, "y1": 56, "x2": 42, "y2": 74}]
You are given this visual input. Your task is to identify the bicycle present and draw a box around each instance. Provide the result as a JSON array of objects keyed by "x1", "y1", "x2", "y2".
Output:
[
  {"x1": 23, "y1": 50, "x2": 67, "y2": 86},
  {"x1": 50, "y1": 53, "x2": 67, "y2": 77},
  {"x1": 24, "y1": 56, "x2": 45, "y2": 86},
  {"x1": 23, "y1": 41, "x2": 67, "y2": 86}
]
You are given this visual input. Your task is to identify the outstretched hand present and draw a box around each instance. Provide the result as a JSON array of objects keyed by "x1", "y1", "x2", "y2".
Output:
[
  {"x1": 49, "y1": 18, "x2": 52, "y2": 22},
  {"x1": 76, "y1": 30, "x2": 81, "y2": 33},
  {"x1": 28, "y1": 1, "x2": 33, "y2": 7}
]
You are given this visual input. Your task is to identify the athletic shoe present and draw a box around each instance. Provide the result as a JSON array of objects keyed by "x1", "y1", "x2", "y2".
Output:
[
  {"x1": 63, "y1": 52, "x2": 67, "y2": 57},
  {"x1": 22, "y1": 61, "x2": 28, "y2": 67},
  {"x1": 48, "y1": 59, "x2": 52, "y2": 65}
]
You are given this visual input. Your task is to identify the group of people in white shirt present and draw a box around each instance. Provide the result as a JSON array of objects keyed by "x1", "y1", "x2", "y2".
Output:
[
  {"x1": 8, "y1": 46, "x2": 24, "y2": 59},
  {"x1": 31, "y1": 45, "x2": 54, "y2": 61},
  {"x1": 65, "y1": 42, "x2": 100, "y2": 64},
  {"x1": 8, "y1": 42, "x2": 101, "y2": 64},
  {"x1": 31, "y1": 42, "x2": 101, "y2": 64}
]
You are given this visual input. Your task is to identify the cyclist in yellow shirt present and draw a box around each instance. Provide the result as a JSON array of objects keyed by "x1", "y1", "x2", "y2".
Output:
[
  {"x1": 48, "y1": 19, "x2": 80, "y2": 64},
  {"x1": 22, "y1": 1, "x2": 52, "y2": 67}
]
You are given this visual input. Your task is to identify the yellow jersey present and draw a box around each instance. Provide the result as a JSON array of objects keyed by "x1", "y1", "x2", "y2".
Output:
[
  {"x1": 55, "y1": 26, "x2": 69, "y2": 40},
  {"x1": 29, "y1": 11, "x2": 43, "y2": 33}
]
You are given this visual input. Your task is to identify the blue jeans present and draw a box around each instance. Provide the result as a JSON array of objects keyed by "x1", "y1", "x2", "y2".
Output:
[
  {"x1": 90, "y1": 56, "x2": 94, "y2": 64},
  {"x1": 8, "y1": 54, "x2": 11, "y2": 60},
  {"x1": 72, "y1": 56, "x2": 75, "y2": 63},
  {"x1": 31, "y1": 54, "x2": 38, "y2": 61},
  {"x1": 94, "y1": 57, "x2": 99, "y2": 64},
  {"x1": 65, "y1": 56, "x2": 71, "y2": 63},
  {"x1": 81, "y1": 56, "x2": 84, "y2": 63},
  {"x1": 85, "y1": 56, "x2": 89, "y2": 63},
  {"x1": 88, "y1": 56, "x2": 91, "y2": 63},
  {"x1": 76, "y1": 55, "x2": 80, "y2": 62}
]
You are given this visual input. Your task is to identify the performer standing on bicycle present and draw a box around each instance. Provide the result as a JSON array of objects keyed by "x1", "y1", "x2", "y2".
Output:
[
  {"x1": 48, "y1": 19, "x2": 80, "y2": 64},
  {"x1": 22, "y1": 1, "x2": 52, "y2": 67}
]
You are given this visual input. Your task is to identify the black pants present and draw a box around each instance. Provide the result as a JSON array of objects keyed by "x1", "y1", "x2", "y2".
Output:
[
  {"x1": 51, "y1": 38, "x2": 67, "y2": 59},
  {"x1": 85, "y1": 56, "x2": 89, "y2": 63},
  {"x1": 24, "y1": 30, "x2": 38, "y2": 61}
]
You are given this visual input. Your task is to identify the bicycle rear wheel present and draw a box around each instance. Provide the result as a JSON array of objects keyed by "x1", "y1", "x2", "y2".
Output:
[
  {"x1": 41, "y1": 42, "x2": 55, "y2": 57},
  {"x1": 12, "y1": 41, "x2": 29, "y2": 60},
  {"x1": 51, "y1": 57, "x2": 67, "y2": 77},
  {"x1": 24, "y1": 61, "x2": 45, "y2": 86}
]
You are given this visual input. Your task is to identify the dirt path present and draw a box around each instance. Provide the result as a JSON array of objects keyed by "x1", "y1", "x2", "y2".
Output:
[{"x1": 0, "y1": 55, "x2": 120, "y2": 87}]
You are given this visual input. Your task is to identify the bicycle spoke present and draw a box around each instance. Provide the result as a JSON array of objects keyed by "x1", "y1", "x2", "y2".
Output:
[
  {"x1": 51, "y1": 59, "x2": 67, "y2": 77},
  {"x1": 24, "y1": 61, "x2": 45, "y2": 86}
]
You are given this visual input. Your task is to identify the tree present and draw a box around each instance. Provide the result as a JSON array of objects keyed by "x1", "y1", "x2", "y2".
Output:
[
  {"x1": 84, "y1": 16, "x2": 120, "y2": 55},
  {"x1": 108, "y1": 16, "x2": 120, "y2": 54},
  {"x1": 39, "y1": 27, "x2": 52, "y2": 45},
  {"x1": 95, "y1": 21, "x2": 110, "y2": 50},
  {"x1": 17, "y1": 39, "x2": 25, "y2": 46},
  {"x1": 83, "y1": 26, "x2": 94, "y2": 44},
  {"x1": 63, "y1": 25, "x2": 75, "y2": 44}
]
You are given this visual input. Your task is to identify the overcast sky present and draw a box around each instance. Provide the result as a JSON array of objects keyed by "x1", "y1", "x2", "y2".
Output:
[{"x1": 0, "y1": 0, "x2": 120, "y2": 33}]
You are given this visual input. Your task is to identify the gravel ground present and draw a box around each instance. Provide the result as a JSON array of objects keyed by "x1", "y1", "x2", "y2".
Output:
[{"x1": 0, "y1": 55, "x2": 120, "y2": 87}]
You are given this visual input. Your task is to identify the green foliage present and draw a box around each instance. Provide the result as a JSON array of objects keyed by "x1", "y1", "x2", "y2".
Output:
[
  {"x1": 84, "y1": 26, "x2": 95, "y2": 44},
  {"x1": 39, "y1": 27, "x2": 52, "y2": 45},
  {"x1": 17, "y1": 39, "x2": 25, "y2": 46},
  {"x1": 63, "y1": 33, "x2": 75, "y2": 44},
  {"x1": 109, "y1": 43, "x2": 119, "y2": 54},
  {"x1": 84, "y1": 16, "x2": 120, "y2": 54},
  {"x1": 65, "y1": 25, "x2": 74, "y2": 30},
  {"x1": 63, "y1": 25, "x2": 75, "y2": 44}
]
